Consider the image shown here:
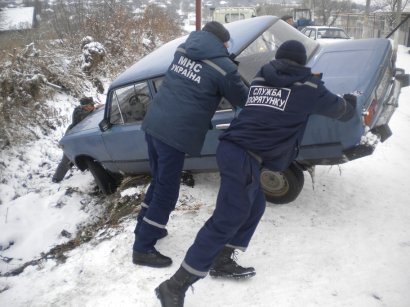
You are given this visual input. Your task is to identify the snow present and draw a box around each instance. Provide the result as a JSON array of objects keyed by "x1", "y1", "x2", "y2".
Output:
[
  {"x1": 1, "y1": 46, "x2": 410, "y2": 307},
  {"x1": 0, "y1": 7, "x2": 34, "y2": 31}
]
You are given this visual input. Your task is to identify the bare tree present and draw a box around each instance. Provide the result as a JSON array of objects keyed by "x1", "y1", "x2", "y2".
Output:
[
  {"x1": 373, "y1": 0, "x2": 409, "y2": 29},
  {"x1": 0, "y1": 1, "x2": 183, "y2": 147},
  {"x1": 137, "y1": 5, "x2": 182, "y2": 53},
  {"x1": 305, "y1": 0, "x2": 355, "y2": 25}
]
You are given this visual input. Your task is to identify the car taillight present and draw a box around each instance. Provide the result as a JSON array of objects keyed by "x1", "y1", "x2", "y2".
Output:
[{"x1": 363, "y1": 97, "x2": 377, "y2": 126}]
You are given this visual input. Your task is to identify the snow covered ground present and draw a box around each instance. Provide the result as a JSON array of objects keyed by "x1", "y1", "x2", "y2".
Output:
[{"x1": 1, "y1": 46, "x2": 410, "y2": 307}]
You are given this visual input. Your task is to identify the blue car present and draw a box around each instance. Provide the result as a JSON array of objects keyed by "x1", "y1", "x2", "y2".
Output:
[{"x1": 59, "y1": 16, "x2": 409, "y2": 204}]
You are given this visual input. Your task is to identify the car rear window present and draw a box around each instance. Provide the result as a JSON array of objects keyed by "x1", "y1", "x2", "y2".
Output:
[
  {"x1": 319, "y1": 28, "x2": 350, "y2": 39},
  {"x1": 236, "y1": 20, "x2": 318, "y2": 82}
]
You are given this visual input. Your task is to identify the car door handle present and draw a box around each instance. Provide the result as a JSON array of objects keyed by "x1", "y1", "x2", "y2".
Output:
[{"x1": 215, "y1": 124, "x2": 230, "y2": 130}]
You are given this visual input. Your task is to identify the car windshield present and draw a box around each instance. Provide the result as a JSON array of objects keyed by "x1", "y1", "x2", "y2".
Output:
[
  {"x1": 318, "y1": 28, "x2": 349, "y2": 39},
  {"x1": 236, "y1": 20, "x2": 318, "y2": 82}
]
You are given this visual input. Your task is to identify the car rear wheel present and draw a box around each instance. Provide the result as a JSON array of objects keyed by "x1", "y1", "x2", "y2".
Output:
[
  {"x1": 260, "y1": 163, "x2": 304, "y2": 204},
  {"x1": 85, "y1": 158, "x2": 118, "y2": 195}
]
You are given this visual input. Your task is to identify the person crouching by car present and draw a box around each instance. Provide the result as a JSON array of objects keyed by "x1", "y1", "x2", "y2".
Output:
[
  {"x1": 155, "y1": 40, "x2": 357, "y2": 307},
  {"x1": 131, "y1": 21, "x2": 249, "y2": 270},
  {"x1": 52, "y1": 97, "x2": 97, "y2": 183},
  {"x1": 281, "y1": 14, "x2": 296, "y2": 27}
]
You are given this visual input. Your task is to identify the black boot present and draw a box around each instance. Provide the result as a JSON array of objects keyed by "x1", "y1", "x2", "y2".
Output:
[
  {"x1": 155, "y1": 266, "x2": 199, "y2": 307},
  {"x1": 132, "y1": 248, "x2": 172, "y2": 268},
  {"x1": 209, "y1": 246, "x2": 256, "y2": 279}
]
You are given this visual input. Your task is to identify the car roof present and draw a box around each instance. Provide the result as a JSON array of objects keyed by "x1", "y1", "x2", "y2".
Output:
[{"x1": 108, "y1": 16, "x2": 278, "y2": 91}]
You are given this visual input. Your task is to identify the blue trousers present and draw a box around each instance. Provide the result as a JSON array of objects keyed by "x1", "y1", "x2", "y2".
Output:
[
  {"x1": 133, "y1": 133, "x2": 185, "y2": 252},
  {"x1": 182, "y1": 140, "x2": 266, "y2": 276}
]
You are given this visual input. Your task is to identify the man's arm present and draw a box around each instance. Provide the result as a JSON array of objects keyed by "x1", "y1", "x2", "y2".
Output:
[
  {"x1": 221, "y1": 70, "x2": 249, "y2": 108},
  {"x1": 313, "y1": 85, "x2": 356, "y2": 122}
]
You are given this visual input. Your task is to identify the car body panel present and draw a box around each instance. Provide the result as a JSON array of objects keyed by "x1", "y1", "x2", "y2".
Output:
[
  {"x1": 301, "y1": 39, "x2": 392, "y2": 150},
  {"x1": 59, "y1": 16, "x2": 407, "y2": 178}
]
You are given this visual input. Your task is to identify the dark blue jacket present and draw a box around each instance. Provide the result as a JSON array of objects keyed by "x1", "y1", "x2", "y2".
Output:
[
  {"x1": 220, "y1": 59, "x2": 354, "y2": 171},
  {"x1": 142, "y1": 31, "x2": 248, "y2": 156}
]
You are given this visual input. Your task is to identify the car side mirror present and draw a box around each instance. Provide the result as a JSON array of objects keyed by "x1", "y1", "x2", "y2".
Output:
[{"x1": 99, "y1": 118, "x2": 112, "y2": 132}]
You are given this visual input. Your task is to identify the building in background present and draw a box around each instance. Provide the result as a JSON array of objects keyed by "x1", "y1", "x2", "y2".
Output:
[{"x1": 209, "y1": 6, "x2": 256, "y2": 24}]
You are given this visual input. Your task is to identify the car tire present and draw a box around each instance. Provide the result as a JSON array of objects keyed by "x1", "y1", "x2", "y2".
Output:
[
  {"x1": 85, "y1": 158, "x2": 118, "y2": 195},
  {"x1": 260, "y1": 163, "x2": 304, "y2": 204}
]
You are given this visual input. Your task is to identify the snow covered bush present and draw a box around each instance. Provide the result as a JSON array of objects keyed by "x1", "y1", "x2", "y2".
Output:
[
  {"x1": 0, "y1": 3, "x2": 182, "y2": 149},
  {"x1": 80, "y1": 37, "x2": 106, "y2": 74},
  {"x1": 0, "y1": 42, "x2": 92, "y2": 148}
]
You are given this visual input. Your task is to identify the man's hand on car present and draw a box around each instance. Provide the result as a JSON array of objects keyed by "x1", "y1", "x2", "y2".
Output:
[{"x1": 343, "y1": 93, "x2": 357, "y2": 109}]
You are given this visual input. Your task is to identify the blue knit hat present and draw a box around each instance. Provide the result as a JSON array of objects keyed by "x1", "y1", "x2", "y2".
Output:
[
  {"x1": 275, "y1": 40, "x2": 307, "y2": 65},
  {"x1": 202, "y1": 21, "x2": 230, "y2": 43}
]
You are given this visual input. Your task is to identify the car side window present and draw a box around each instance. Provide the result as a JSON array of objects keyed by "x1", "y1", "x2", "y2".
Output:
[
  {"x1": 318, "y1": 30, "x2": 327, "y2": 38},
  {"x1": 236, "y1": 31, "x2": 276, "y2": 82},
  {"x1": 236, "y1": 22, "x2": 318, "y2": 83},
  {"x1": 110, "y1": 82, "x2": 150, "y2": 125},
  {"x1": 153, "y1": 77, "x2": 164, "y2": 93},
  {"x1": 311, "y1": 30, "x2": 319, "y2": 39}
]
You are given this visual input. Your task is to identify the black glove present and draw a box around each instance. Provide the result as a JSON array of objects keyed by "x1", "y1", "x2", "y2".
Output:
[{"x1": 343, "y1": 93, "x2": 357, "y2": 109}]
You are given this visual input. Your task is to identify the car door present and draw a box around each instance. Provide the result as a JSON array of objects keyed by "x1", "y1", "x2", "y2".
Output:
[
  {"x1": 101, "y1": 80, "x2": 152, "y2": 174},
  {"x1": 183, "y1": 99, "x2": 237, "y2": 171}
]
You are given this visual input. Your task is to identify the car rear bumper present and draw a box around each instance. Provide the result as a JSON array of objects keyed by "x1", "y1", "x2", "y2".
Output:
[
  {"x1": 297, "y1": 141, "x2": 376, "y2": 166},
  {"x1": 298, "y1": 71, "x2": 408, "y2": 167}
]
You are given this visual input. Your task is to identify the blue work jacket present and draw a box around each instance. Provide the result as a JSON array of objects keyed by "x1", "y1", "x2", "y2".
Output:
[
  {"x1": 142, "y1": 31, "x2": 248, "y2": 156},
  {"x1": 220, "y1": 59, "x2": 354, "y2": 171}
]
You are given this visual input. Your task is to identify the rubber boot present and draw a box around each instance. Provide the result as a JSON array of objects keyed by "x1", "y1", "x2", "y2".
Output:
[
  {"x1": 155, "y1": 266, "x2": 199, "y2": 307},
  {"x1": 209, "y1": 246, "x2": 256, "y2": 279}
]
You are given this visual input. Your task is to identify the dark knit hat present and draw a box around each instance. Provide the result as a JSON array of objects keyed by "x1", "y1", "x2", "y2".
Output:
[
  {"x1": 275, "y1": 40, "x2": 307, "y2": 65},
  {"x1": 202, "y1": 21, "x2": 230, "y2": 43},
  {"x1": 80, "y1": 96, "x2": 94, "y2": 106}
]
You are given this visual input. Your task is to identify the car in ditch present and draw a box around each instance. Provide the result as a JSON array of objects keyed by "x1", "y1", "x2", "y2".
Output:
[{"x1": 59, "y1": 15, "x2": 409, "y2": 204}]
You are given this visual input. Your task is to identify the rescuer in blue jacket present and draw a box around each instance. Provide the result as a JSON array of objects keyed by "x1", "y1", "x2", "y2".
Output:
[
  {"x1": 155, "y1": 40, "x2": 357, "y2": 307},
  {"x1": 132, "y1": 21, "x2": 249, "y2": 270}
]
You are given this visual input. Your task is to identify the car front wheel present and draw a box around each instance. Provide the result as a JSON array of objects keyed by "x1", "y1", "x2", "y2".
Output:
[
  {"x1": 85, "y1": 158, "x2": 118, "y2": 195},
  {"x1": 260, "y1": 164, "x2": 304, "y2": 204}
]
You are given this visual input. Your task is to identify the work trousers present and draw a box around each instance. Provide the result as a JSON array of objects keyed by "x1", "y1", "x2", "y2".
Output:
[
  {"x1": 182, "y1": 140, "x2": 266, "y2": 277},
  {"x1": 133, "y1": 133, "x2": 185, "y2": 252},
  {"x1": 52, "y1": 154, "x2": 73, "y2": 182}
]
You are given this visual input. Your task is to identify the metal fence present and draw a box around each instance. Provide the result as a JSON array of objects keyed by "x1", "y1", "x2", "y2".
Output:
[{"x1": 330, "y1": 12, "x2": 410, "y2": 45}]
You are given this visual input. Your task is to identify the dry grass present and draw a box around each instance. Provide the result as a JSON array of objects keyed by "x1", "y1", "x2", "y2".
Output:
[{"x1": 0, "y1": 4, "x2": 182, "y2": 149}]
